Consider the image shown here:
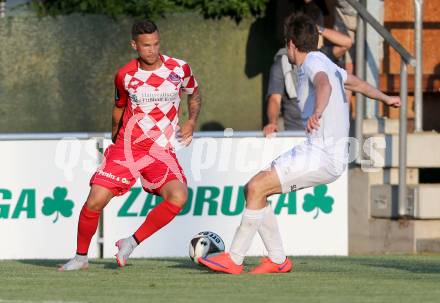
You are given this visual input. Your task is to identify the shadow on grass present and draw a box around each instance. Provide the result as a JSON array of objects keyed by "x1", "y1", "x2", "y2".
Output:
[
  {"x1": 101, "y1": 260, "x2": 126, "y2": 270},
  {"x1": 140, "y1": 257, "x2": 215, "y2": 274},
  {"x1": 17, "y1": 259, "x2": 128, "y2": 270},
  {"x1": 16, "y1": 256, "x2": 440, "y2": 275},
  {"x1": 17, "y1": 257, "x2": 211, "y2": 273},
  {"x1": 18, "y1": 259, "x2": 65, "y2": 269}
]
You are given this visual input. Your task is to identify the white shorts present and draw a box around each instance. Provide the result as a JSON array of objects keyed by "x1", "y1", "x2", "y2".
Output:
[{"x1": 272, "y1": 141, "x2": 346, "y2": 193}]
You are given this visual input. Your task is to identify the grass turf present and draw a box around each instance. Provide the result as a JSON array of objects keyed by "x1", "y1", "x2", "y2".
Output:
[{"x1": 1, "y1": 256, "x2": 440, "y2": 303}]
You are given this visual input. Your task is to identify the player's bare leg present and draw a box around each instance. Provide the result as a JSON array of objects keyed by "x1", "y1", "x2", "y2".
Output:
[
  {"x1": 115, "y1": 180, "x2": 187, "y2": 267},
  {"x1": 159, "y1": 180, "x2": 188, "y2": 209},
  {"x1": 59, "y1": 185, "x2": 114, "y2": 271},
  {"x1": 199, "y1": 168, "x2": 289, "y2": 274}
]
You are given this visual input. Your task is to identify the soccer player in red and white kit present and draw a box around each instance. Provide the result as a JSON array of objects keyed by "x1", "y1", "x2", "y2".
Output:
[{"x1": 60, "y1": 20, "x2": 201, "y2": 271}]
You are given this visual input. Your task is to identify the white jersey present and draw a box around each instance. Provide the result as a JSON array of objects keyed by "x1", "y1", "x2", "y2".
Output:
[
  {"x1": 271, "y1": 51, "x2": 350, "y2": 193},
  {"x1": 296, "y1": 51, "x2": 350, "y2": 158}
]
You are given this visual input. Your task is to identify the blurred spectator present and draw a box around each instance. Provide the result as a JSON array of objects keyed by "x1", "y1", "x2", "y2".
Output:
[
  {"x1": 305, "y1": 0, "x2": 357, "y2": 101},
  {"x1": 263, "y1": 5, "x2": 353, "y2": 136},
  {"x1": 303, "y1": 0, "x2": 353, "y2": 63},
  {"x1": 317, "y1": 24, "x2": 353, "y2": 63},
  {"x1": 334, "y1": 0, "x2": 358, "y2": 74},
  {"x1": 263, "y1": 48, "x2": 303, "y2": 136},
  {"x1": 333, "y1": 0, "x2": 358, "y2": 102}
]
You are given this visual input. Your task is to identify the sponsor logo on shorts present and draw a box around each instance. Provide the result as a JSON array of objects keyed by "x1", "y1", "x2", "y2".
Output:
[{"x1": 97, "y1": 170, "x2": 128, "y2": 184}]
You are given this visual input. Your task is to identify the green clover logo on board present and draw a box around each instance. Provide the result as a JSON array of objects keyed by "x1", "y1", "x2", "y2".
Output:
[
  {"x1": 302, "y1": 185, "x2": 334, "y2": 219},
  {"x1": 42, "y1": 187, "x2": 74, "y2": 223}
]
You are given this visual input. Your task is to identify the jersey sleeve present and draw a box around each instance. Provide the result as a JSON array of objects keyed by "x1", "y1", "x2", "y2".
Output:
[
  {"x1": 114, "y1": 71, "x2": 128, "y2": 108},
  {"x1": 180, "y1": 62, "x2": 198, "y2": 94}
]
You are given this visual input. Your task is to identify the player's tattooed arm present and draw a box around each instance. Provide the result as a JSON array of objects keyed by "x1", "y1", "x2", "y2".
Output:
[
  {"x1": 112, "y1": 105, "x2": 124, "y2": 143},
  {"x1": 187, "y1": 88, "x2": 202, "y2": 123},
  {"x1": 179, "y1": 88, "x2": 201, "y2": 146},
  {"x1": 344, "y1": 74, "x2": 401, "y2": 108}
]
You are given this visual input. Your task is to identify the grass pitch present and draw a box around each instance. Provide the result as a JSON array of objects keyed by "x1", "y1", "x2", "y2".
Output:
[{"x1": 1, "y1": 256, "x2": 440, "y2": 303}]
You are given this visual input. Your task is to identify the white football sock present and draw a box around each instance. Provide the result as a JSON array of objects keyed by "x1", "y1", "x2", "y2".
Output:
[
  {"x1": 230, "y1": 207, "x2": 266, "y2": 265},
  {"x1": 258, "y1": 205, "x2": 286, "y2": 264}
]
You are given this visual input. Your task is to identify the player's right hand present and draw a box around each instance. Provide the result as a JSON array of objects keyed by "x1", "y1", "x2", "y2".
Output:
[
  {"x1": 306, "y1": 112, "x2": 321, "y2": 133},
  {"x1": 177, "y1": 120, "x2": 196, "y2": 146},
  {"x1": 263, "y1": 123, "x2": 278, "y2": 137}
]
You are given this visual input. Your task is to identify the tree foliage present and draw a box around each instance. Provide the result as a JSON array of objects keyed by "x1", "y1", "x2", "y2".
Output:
[{"x1": 29, "y1": 0, "x2": 269, "y2": 20}]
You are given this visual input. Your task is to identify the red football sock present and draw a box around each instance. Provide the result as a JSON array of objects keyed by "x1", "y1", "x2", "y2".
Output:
[
  {"x1": 133, "y1": 200, "x2": 182, "y2": 243},
  {"x1": 76, "y1": 204, "x2": 101, "y2": 255}
]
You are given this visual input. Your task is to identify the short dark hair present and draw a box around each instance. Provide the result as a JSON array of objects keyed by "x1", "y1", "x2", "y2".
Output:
[
  {"x1": 131, "y1": 20, "x2": 158, "y2": 40},
  {"x1": 284, "y1": 13, "x2": 318, "y2": 52}
]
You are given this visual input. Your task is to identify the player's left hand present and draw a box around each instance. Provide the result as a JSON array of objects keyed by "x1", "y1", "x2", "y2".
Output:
[
  {"x1": 178, "y1": 120, "x2": 196, "y2": 146},
  {"x1": 306, "y1": 112, "x2": 322, "y2": 133},
  {"x1": 385, "y1": 96, "x2": 401, "y2": 108}
]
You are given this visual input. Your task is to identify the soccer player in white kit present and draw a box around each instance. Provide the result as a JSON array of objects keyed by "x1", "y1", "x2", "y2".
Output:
[{"x1": 199, "y1": 13, "x2": 401, "y2": 274}]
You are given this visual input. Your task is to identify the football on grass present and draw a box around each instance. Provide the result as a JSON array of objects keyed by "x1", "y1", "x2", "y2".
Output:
[{"x1": 189, "y1": 231, "x2": 225, "y2": 263}]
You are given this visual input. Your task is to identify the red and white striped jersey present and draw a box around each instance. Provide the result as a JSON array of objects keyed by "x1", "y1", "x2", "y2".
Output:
[{"x1": 114, "y1": 54, "x2": 198, "y2": 149}]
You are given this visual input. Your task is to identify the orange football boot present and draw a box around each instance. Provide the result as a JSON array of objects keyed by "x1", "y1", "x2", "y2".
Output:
[
  {"x1": 198, "y1": 252, "x2": 244, "y2": 275},
  {"x1": 249, "y1": 257, "x2": 293, "y2": 274}
]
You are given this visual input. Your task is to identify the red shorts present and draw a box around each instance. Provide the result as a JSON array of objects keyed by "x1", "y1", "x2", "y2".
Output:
[{"x1": 90, "y1": 141, "x2": 186, "y2": 196}]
